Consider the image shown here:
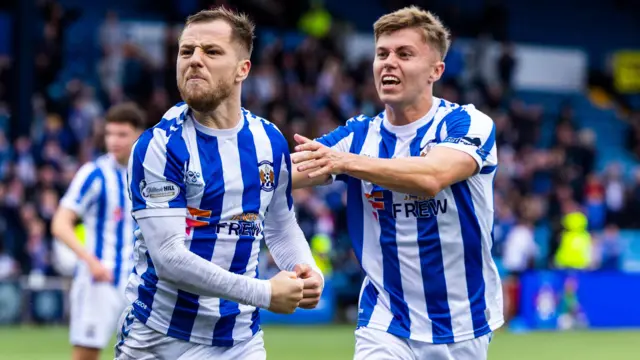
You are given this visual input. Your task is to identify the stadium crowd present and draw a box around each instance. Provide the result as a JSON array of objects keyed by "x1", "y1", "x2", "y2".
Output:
[{"x1": 0, "y1": 0, "x2": 637, "y2": 321}]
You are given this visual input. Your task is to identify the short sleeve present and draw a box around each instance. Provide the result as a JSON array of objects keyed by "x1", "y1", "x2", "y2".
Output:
[
  {"x1": 128, "y1": 127, "x2": 190, "y2": 219},
  {"x1": 316, "y1": 125, "x2": 354, "y2": 154},
  {"x1": 436, "y1": 105, "x2": 497, "y2": 173},
  {"x1": 60, "y1": 163, "x2": 103, "y2": 216},
  {"x1": 315, "y1": 114, "x2": 372, "y2": 182}
]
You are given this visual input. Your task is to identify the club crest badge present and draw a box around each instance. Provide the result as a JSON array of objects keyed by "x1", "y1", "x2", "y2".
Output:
[{"x1": 258, "y1": 160, "x2": 275, "y2": 192}]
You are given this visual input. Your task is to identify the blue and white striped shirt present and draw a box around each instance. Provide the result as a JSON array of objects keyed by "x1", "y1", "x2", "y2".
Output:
[
  {"x1": 125, "y1": 103, "x2": 293, "y2": 346},
  {"x1": 60, "y1": 154, "x2": 135, "y2": 287},
  {"x1": 317, "y1": 97, "x2": 504, "y2": 344}
]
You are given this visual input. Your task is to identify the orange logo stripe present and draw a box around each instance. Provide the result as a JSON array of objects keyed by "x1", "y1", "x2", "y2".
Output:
[
  {"x1": 186, "y1": 218, "x2": 209, "y2": 228},
  {"x1": 188, "y1": 207, "x2": 212, "y2": 217}
]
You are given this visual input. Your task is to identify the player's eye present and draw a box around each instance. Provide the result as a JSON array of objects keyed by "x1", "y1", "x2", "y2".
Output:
[
  {"x1": 377, "y1": 52, "x2": 388, "y2": 59},
  {"x1": 180, "y1": 49, "x2": 193, "y2": 56},
  {"x1": 206, "y1": 49, "x2": 221, "y2": 55},
  {"x1": 399, "y1": 52, "x2": 411, "y2": 59}
]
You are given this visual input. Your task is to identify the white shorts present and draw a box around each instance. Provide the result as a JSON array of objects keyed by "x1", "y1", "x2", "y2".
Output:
[
  {"x1": 114, "y1": 306, "x2": 266, "y2": 360},
  {"x1": 69, "y1": 275, "x2": 128, "y2": 349},
  {"x1": 354, "y1": 326, "x2": 493, "y2": 360}
]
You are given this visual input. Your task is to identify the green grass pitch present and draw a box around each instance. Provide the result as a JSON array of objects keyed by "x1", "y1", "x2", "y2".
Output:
[{"x1": 0, "y1": 324, "x2": 637, "y2": 359}]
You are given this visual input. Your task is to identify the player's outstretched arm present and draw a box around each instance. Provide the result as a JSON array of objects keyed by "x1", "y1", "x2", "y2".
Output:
[
  {"x1": 344, "y1": 146, "x2": 476, "y2": 197},
  {"x1": 292, "y1": 107, "x2": 496, "y2": 197},
  {"x1": 264, "y1": 147, "x2": 324, "y2": 309},
  {"x1": 291, "y1": 116, "x2": 360, "y2": 189},
  {"x1": 291, "y1": 157, "x2": 332, "y2": 189}
]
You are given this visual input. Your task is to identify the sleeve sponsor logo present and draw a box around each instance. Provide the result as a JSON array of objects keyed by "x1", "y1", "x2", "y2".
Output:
[{"x1": 139, "y1": 180, "x2": 180, "y2": 203}]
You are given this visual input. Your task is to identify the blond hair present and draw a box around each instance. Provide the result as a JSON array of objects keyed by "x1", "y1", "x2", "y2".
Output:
[
  {"x1": 184, "y1": 7, "x2": 255, "y2": 57},
  {"x1": 373, "y1": 6, "x2": 451, "y2": 60}
]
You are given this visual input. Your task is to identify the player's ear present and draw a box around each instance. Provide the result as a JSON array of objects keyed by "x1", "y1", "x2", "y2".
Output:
[
  {"x1": 429, "y1": 61, "x2": 445, "y2": 83},
  {"x1": 235, "y1": 59, "x2": 251, "y2": 83}
]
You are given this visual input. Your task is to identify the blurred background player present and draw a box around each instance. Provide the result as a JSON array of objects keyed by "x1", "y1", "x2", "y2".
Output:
[
  {"x1": 115, "y1": 7, "x2": 323, "y2": 360},
  {"x1": 292, "y1": 6, "x2": 502, "y2": 360},
  {"x1": 51, "y1": 102, "x2": 145, "y2": 360}
]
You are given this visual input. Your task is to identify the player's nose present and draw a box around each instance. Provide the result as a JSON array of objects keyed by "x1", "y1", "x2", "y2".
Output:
[
  {"x1": 381, "y1": 56, "x2": 398, "y2": 70},
  {"x1": 189, "y1": 48, "x2": 205, "y2": 67}
]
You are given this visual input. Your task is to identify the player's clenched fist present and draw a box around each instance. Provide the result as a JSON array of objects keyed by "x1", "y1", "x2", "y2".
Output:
[
  {"x1": 268, "y1": 271, "x2": 304, "y2": 314},
  {"x1": 294, "y1": 264, "x2": 324, "y2": 309}
]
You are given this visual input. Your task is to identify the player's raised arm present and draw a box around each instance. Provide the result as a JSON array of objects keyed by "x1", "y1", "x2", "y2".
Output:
[
  {"x1": 52, "y1": 163, "x2": 112, "y2": 283},
  {"x1": 129, "y1": 127, "x2": 275, "y2": 310},
  {"x1": 292, "y1": 106, "x2": 497, "y2": 197},
  {"x1": 264, "y1": 142, "x2": 324, "y2": 309}
]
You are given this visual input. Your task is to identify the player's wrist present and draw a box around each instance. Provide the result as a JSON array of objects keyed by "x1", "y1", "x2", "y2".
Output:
[
  {"x1": 83, "y1": 253, "x2": 101, "y2": 267},
  {"x1": 343, "y1": 153, "x2": 363, "y2": 175},
  {"x1": 248, "y1": 278, "x2": 272, "y2": 309}
]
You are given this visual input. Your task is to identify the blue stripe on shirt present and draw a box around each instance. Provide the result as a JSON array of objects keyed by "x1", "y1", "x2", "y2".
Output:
[
  {"x1": 213, "y1": 117, "x2": 261, "y2": 346},
  {"x1": 357, "y1": 280, "x2": 378, "y2": 328},
  {"x1": 480, "y1": 165, "x2": 497, "y2": 174},
  {"x1": 345, "y1": 116, "x2": 371, "y2": 266},
  {"x1": 316, "y1": 122, "x2": 353, "y2": 147},
  {"x1": 451, "y1": 181, "x2": 489, "y2": 338},
  {"x1": 416, "y1": 205, "x2": 453, "y2": 343},
  {"x1": 75, "y1": 166, "x2": 100, "y2": 206},
  {"x1": 94, "y1": 170, "x2": 107, "y2": 260},
  {"x1": 377, "y1": 125, "x2": 410, "y2": 338},
  {"x1": 444, "y1": 107, "x2": 471, "y2": 139},
  {"x1": 166, "y1": 125, "x2": 189, "y2": 209},
  {"x1": 133, "y1": 251, "x2": 159, "y2": 323},
  {"x1": 167, "y1": 130, "x2": 224, "y2": 342},
  {"x1": 410, "y1": 114, "x2": 455, "y2": 343},
  {"x1": 114, "y1": 168, "x2": 126, "y2": 286},
  {"x1": 130, "y1": 129, "x2": 163, "y2": 324},
  {"x1": 130, "y1": 133, "x2": 154, "y2": 212},
  {"x1": 478, "y1": 122, "x2": 496, "y2": 162}
]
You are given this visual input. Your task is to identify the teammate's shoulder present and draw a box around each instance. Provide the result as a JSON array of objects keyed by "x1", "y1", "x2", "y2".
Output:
[
  {"x1": 344, "y1": 113, "x2": 378, "y2": 130},
  {"x1": 74, "y1": 158, "x2": 104, "y2": 181},
  {"x1": 439, "y1": 99, "x2": 494, "y2": 126},
  {"x1": 346, "y1": 113, "x2": 376, "y2": 125}
]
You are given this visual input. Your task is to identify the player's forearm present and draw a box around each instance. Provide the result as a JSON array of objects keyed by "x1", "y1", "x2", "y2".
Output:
[
  {"x1": 137, "y1": 215, "x2": 272, "y2": 309},
  {"x1": 51, "y1": 209, "x2": 98, "y2": 264},
  {"x1": 345, "y1": 155, "x2": 441, "y2": 197},
  {"x1": 264, "y1": 214, "x2": 323, "y2": 282},
  {"x1": 292, "y1": 160, "x2": 331, "y2": 189}
]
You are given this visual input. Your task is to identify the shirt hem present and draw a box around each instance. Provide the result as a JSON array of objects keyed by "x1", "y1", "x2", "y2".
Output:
[{"x1": 132, "y1": 311, "x2": 260, "y2": 346}]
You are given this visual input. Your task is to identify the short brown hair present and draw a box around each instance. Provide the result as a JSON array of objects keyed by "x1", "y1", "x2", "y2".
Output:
[
  {"x1": 184, "y1": 7, "x2": 255, "y2": 58},
  {"x1": 105, "y1": 102, "x2": 146, "y2": 130},
  {"x1": 373, "y1": 6, "x2": 451, "y2": 60}
]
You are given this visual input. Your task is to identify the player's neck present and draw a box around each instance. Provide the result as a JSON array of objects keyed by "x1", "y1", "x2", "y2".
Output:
[
  {"x1": 109, "y1": 153, "x2": 128, "y2": 168},
  {"x1": 385, "y1": 93, "x2": 434, "y2": 126},
  {"x1": 192, "y1": 96, "x2": 242, "y2": 130},
  {"x1": 115, "y1": 158, "x2": 128, "y2": 167}
]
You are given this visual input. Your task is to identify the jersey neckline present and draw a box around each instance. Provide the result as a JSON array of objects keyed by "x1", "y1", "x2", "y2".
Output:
[
  {"x1": 188, "y1": 109, "x2": 245, "y2": 138},
  {"x1": 381, "y1": 97, "x2": 441, "y2": 137}
]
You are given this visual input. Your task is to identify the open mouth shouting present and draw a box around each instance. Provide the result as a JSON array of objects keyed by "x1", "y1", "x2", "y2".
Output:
[{"x1": 381, "y1": 75, "x2": 401, "y2": 90}]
